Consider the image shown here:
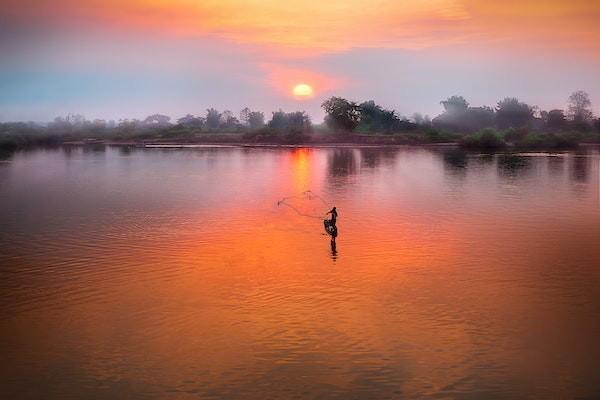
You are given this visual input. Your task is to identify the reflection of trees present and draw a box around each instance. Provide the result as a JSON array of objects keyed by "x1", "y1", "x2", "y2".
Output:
[
  {"x1": 478, "y1": 154, "x2": 495, "y2": 165},
  {"x1": 327, "y1": 149, "x2": 357, "y2": 177},
  {"x1": 82, "y1": 143, "x2": 106, "y2": 153},
  {"x1": 0, "y1": 150, "x2": 13, "y2": 162},
  {"x1": 118, "y1": 145, "x2": 133, "y2": 156},
  {"x1": 570, "y1": 154, "x2": 589, "y2": 182},
  {"x1": 443, "y1": 149, "x2": 468, "y2": 173},
  {"x1": 497, "y1": 154, "x2": 531, "y2": 178},
  {"x1": 547, "y1": 155, "x2": 565, "y2": 176},
  {"x1": 61, "y1": 146, "x2": 77, "y2": 158},
  {"x1": 359, "y1": 148, "x2": 397, "y2": 169}
]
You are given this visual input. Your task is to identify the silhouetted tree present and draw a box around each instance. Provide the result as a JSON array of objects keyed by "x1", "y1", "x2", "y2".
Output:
[
  {"x1": 440, "y1": 96, "x2": 469, "y2": 113},
  {"x1": 143, "y1": 114, "x2": 171, "y2": 127},
  {"x1": 433, "y1": 96, "x2": 494, "y2": 132},
  {"x1": 48, "y1": 116, "x2": 73, "y2": 133},
  {"x1": 568, "y1": 91, "x2": 593, "y2": 127},
  {"x1": 89, "y1": 119, "x2": 107, "y2": 134},
  {"x1": 177, "y1": 114, "x2": 204, "y2": 129},
  {"x1": 322, "y1": 97, "x2": 361, "y2": 131},
  {"x1": 268, "y1": 110, "x2": 311, "y2": 131},
  {"x1": 287, "y1": 111, "x2": 311, "y2": 130},
  {"x1": 219, "y1": 110, "x2": 239, "y2": 130},
  {"x1": 546, "y1": 109, "x2": 566, "y2": 130},
  {"x1": 205, "y1": 108, "x2": 221, "y2": 130},
  {"x1": 357, "y1": 100, "x2": 400, "y2": 133},
  {"x1": 240, "y1": 108, "x2": 265, "y2": 130},
  {"x1": 466, "y1": 106, "x2": 495, "y2": 131},
  {"x1": 240, "y1": 107, "x2": 251, "y2": 126},
  {"x1": 117, "y1": 119, "x2": 141, "y2": 134},
  {"x1": 268, "y1": 110, "x2": 287, "y2": 130},
  {"x1": 496, "y1": 98, "x2": 532, "y2": 129},
  {"x1": 247, "y1": 111, "x2": 265, "y2": 130},
  {"x1": 67, "y1": 114, "x2": 87, "y2": 128}
]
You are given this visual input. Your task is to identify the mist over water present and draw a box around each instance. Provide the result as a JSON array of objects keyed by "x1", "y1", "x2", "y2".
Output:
[{"x1": 1, "y1": 146, "x2": 599, "y2": 398}]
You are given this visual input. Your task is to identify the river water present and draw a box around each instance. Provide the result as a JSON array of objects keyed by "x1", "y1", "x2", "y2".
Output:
[{"x1": 1, "y1": 145, "x2": 599, "y2": 399}]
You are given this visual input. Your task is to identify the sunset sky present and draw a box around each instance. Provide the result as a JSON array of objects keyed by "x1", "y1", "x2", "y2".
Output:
[{"x1": 1, "y1": 0, "x2": 599, "y2": 122}]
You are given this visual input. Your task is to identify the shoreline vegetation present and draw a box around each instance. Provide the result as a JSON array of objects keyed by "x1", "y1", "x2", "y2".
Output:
[{"x1": 2, "y1": 93, "x2": 599, "y2": 153}]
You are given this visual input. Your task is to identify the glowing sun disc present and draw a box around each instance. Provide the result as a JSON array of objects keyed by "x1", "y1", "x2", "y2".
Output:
[{"x1": 293, "y1": 83, "x2": 313, "y2": 97}]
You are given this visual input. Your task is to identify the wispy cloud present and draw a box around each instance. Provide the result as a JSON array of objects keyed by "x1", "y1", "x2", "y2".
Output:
[{"x1": 4, "y1": 0, "x2": 598, "y2": 57}]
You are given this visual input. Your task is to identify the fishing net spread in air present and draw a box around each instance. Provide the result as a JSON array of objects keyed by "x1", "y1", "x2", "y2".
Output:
[{"x1": 276, "y1": 190, "x2": 330, "y2": 220}]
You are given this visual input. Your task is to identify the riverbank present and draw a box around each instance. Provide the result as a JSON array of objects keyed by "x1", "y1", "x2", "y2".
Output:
[
  {"x1": 66, "y1": 131, "x2": 600, "y2": 152},
  {"x1": 3, "y1": 129, "x2": 600, "y2": 153},
  {"x1": 63, "y1": 132, "x2": 459, "y2": 148}
]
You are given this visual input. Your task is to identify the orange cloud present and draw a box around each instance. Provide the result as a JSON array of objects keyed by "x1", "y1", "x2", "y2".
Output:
[
  {"x1": 4, "y1": 0, "x2": 599, "y2": 57},
  {"x1": 460, "y1": 0, "x2": 600, "y2": 54}
]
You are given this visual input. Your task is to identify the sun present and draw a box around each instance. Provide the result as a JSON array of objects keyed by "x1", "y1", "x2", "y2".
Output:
[{"x1": 292, "y1": 83, "x2": 314, "y2": 98}]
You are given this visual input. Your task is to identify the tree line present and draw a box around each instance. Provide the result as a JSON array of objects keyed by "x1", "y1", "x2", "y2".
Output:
[
  {"x1": 1, "y1": 90, "x2": 599, "y2": 151},
  {"x1": 29, "y1": 107, "x2": 312, "y2": 135},
  {"x1": 321, "y1": 90, "x2": 598, "y2": 134},
  {"x1": 2, "y1": 90, "x2": 597, "y2": 135}
]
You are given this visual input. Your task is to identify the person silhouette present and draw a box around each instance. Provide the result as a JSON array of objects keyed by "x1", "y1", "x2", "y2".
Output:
[{"x1": 326, "y1": 206, "x2": 338, "y2": 227}]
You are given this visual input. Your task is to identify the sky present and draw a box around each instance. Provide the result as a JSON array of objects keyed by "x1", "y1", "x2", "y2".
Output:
[{"x1": 1, "y1": 0, "x2": 599, "y2": 123}]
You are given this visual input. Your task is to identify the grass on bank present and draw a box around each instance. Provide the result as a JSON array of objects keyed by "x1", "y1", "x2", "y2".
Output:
[{"x1": 1, "y1": 123, "x2": 600, "y2": 152}]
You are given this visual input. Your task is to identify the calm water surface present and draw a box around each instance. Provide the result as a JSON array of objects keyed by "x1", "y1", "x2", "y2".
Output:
[{"x1": 1, "y1": 145, "x2": 599, "y2": 399}]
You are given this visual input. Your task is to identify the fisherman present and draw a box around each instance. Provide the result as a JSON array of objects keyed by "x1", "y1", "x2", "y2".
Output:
[{"x1": 326, "y1": 206, "x2": 338, "y2": 227}]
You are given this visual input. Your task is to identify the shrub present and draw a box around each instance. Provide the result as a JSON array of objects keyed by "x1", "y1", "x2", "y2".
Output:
[
  {"x1": 461, "y1": 128, "x2": 505, "y2": 150},
  {"x1": 503, "y1": 127, "x2": 528, "y2": 142}
]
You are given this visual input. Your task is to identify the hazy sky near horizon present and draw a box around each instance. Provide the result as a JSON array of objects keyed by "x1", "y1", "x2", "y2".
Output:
[{"x1": 1, "y1": 0, "x2": 599, "y2": 122}]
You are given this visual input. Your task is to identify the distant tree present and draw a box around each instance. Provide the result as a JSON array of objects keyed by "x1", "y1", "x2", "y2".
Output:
[
  {"x1": 239, "y1": 108, "x2": 264, "y2": 130},
  {"x1": 567, "y1": 90, "x2": 593, "y2": 124},
  {"x1": 440, "y1": 96, "x2": 469, "y2": 113},
  {"x1": 48, "y1": 116, "x2": 73, "y2": 133},
  {"x1": 247, "y1": 111, "x2": 265, "y2": 130},
  {"x1": 219, "y1": 110, "x2": 239, "y2": 130},
  {"x1": 412, "y1": 112, "x2": 424, "y2": 125},
  {"x1": 432, "y1": 99, "x2": 494, "y2": 132},
  {"x1": 143, "y1": 114, "x2": 171, "y2": 127},
  {"x1": 268, "y1": 110, "x2": 311, "y2": 131},
  {"x1": 546, "y1": 109, "x2": 566, "y2": 130},
  {"x1": 205, "y1": 108, "x2": 221, "y2": 130},
  {"x1": 117, "y1": 119, "x2": 141, "y2": 134},
  {"x1": 322, "y1": 97, "x2": 361, "y2": 131},
  {"x1": 422, "y1": 115, "x2": 432, "y2": 127},
  {"x1": 465, "y1": 107, "x2": 495, "y2": 131},
  {"x1": 358, "y1": 101, "x2": 382, "y2": 123},
  {"x1": 496, "y1": 98, "x2": 532, "y2": 129},
  {"x1": 177, "y1": 114, "x2": 204, "y2": 129},
  {"x1": 268, "y1": 110, "x2": 288, "y2": 130},
  {"x1": 287, "y1": 111, "x2": 311, "y2": 131},
  {"x1": 240, "y1": 107, "x2": 251, "y2": 126},
  {"x1": 66, "y1": 114, "x2": 87, "y2": 128},
  {"x1": 89, "y1": 119, "x2": 107, "y2": 134},
  {"x1": 358, "y1": 100, "x2": 400, "y2": 133}
]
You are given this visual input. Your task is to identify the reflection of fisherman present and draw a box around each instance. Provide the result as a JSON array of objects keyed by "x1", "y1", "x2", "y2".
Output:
[{"x1": 326, "y1": 207, "x2": 338, "y2": 227}]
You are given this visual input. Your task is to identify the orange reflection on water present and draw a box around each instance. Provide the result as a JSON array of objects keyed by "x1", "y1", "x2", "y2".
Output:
[
  {"x1": 1, "y1": 147, "x2": 599, "y2": 398},
  {"x1": 289, "y1": 147, "x2": 313, "y2": 192}
]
